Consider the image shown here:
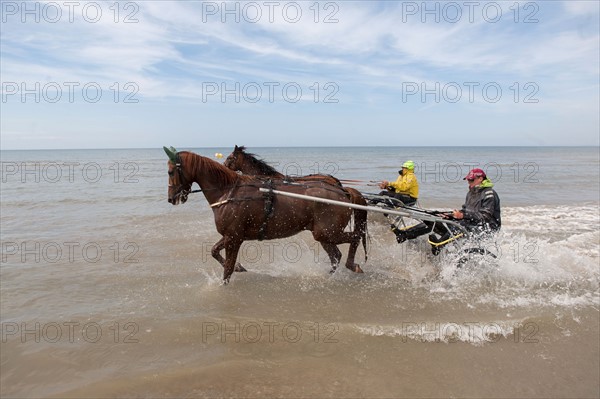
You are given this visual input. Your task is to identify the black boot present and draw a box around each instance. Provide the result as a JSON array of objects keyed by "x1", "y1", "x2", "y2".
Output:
[
  {"x1": 429, "y1": 233, "x2": 451, "y2": 256},
  {"x1": 404, "y1": 223, "x2": 430, "y2": 239},
  {"x1": 391, "y1": 227, "x2": 407, "y2": 243}
]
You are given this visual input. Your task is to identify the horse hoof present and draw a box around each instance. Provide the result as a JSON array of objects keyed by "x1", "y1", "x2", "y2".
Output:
[
  {"x1": 235, "y1": 263, "x2": 247, "y2": 272},
  {"x1": 345, "y1": 263, "x2": 364, "y2": 273},
  {"x1": 329, "y1": 268, "x2": 337, "y2": 274}
]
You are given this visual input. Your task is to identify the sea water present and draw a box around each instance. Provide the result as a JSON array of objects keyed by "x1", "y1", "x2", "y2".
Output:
[{"x1": 1, "y1": 147, "x2": 598, "y2": 397}]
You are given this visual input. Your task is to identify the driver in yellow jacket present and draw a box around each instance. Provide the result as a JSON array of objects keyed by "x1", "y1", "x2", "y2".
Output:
[{"x1": 378, "y1": 160, "x2": 419, "y2": 206}]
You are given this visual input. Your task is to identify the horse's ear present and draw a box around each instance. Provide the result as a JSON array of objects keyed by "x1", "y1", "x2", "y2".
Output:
[
  {"x1": 234, "y1": 145, "x2": 239, "y2": 151},
  {"x1": 163, "y1": 146, "x2": 177, "y2": 162}
]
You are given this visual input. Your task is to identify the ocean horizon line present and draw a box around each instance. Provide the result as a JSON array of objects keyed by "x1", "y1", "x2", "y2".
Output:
[{"x1": 2, "y1": 144, "x2": 599, "y2": 151}]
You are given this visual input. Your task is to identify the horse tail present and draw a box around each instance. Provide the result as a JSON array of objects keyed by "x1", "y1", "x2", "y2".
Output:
[
  {"x1": 357, "y1": 208, "x2": 369, "y2": 262},
  {"x1": 359, "y1": 212, "x2": 369, "y2": 262},
  {"x1": 346, "y1": 188, "x2": 369, "y2": 262}
]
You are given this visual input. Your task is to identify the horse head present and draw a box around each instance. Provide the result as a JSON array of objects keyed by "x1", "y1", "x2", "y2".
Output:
[
  {"x1": 224, "y1": 145, "x2": 283, "y2": 177},
  {"x1": 164, "y1": 146, "x2": 192, "y2": 205},
  {"x1": 223, "y1": 145, "x2": 246, "y2": 171}
]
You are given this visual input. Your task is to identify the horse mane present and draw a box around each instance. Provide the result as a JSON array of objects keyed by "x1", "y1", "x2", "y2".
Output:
[
  {"x1": 235, "y1": 147, "x2": 283, "y2": 177},
  {"x1": 179, "y1": 151, "x2": 252, "y2": 186}
]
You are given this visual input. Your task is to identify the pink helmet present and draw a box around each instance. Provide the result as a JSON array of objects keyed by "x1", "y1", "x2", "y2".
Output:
[{"x1": 464, "y1": 168, "x2": 486, "y2": 180}]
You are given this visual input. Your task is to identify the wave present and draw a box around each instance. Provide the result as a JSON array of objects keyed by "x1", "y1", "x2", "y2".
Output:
[{"x1": 353, "y1": 318, "x2": 528, "y2": 346}]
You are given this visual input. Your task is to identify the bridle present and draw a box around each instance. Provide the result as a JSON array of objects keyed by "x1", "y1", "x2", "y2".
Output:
[
  {"x1": 169, "y1": 152, "x2": 201, "y2": 203},
  {"x1": 165, "y1": 148, "x2": 252, "y2": 208}
]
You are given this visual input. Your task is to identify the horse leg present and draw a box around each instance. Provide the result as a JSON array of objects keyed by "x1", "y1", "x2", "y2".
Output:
[
  {"x1": 223, "y1": 237, "x2": 243, "y2": 284},
  {"x1": 334, "y1": 231, "x2": 363, "y2": 273},
  {"x1": 319, "y1": 242, "x2": 342, "y2": 274},
  {"x1": 322, "y1": 231, "x2": 364, "y2": 274},
  {"x1": 211, "y1": 237, "x2": 247, "y2": 272},
  {"x1": 345, "y1": 236, "x2": 364, "y2": 274}
]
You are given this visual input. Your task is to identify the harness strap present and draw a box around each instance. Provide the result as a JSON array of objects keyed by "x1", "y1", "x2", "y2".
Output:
[{"x1": 258, "y1": 179, "x2": 276, "y2": 241}]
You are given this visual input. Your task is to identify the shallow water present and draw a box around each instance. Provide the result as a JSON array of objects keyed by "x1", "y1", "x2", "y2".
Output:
[{"x1": 1, "y1": 147, "x2": 599, "y2": 397}]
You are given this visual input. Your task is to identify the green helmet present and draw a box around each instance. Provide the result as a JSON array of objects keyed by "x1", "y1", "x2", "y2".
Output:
[{"x1": 402, "y1": 160, "x2": 415, "y2": 170}]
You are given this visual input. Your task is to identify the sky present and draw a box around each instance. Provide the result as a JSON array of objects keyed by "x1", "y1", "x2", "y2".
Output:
[{"x1": 1, "y1": 0, "x2": 599, "y2": 149}]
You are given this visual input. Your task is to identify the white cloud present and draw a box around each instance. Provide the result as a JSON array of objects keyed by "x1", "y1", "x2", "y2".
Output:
[{"x1": 563, "y1": 0, "x2": 600, "y2": 16}]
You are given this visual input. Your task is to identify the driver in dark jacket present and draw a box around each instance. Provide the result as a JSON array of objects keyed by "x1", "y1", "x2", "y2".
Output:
[
  {"x1": 451, "y1": 168, "x2": 501, "y2": 232},
  {"x1": 393, "y1": 168, "x2": 501, "y2": 251}
]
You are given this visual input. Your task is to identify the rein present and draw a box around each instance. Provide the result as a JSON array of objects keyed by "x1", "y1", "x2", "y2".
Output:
[{"x1": 172, "y1": 151, "x2": 348, "y2": 207}]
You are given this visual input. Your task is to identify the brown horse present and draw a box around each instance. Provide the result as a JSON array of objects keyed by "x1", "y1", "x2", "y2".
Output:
[
  {"x1": 225, "y1": 145, "x2": 344, "y2": 188},
  {"x1": 224, "y1": 145, "x2": 369, "y2": 260},
  {"x1": 164, "y1": 146, "x2": 365, "y2": 283}
]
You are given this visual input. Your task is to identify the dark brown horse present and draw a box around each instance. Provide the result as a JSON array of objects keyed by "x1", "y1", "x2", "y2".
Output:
[
  {"x1": 164, "y1": 146, "x2": 365, "y2": 283},
  {"x1": 225, "y1": 145, "x2": 344, "y2": 188},
  {"x1": 224, "y1": 145, "x2": 369, "y2": 260}
]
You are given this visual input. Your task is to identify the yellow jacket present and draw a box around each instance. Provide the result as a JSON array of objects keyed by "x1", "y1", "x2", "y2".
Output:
[{"x1": 388, "y1": 170, "x2": 419, "y2": 199}]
